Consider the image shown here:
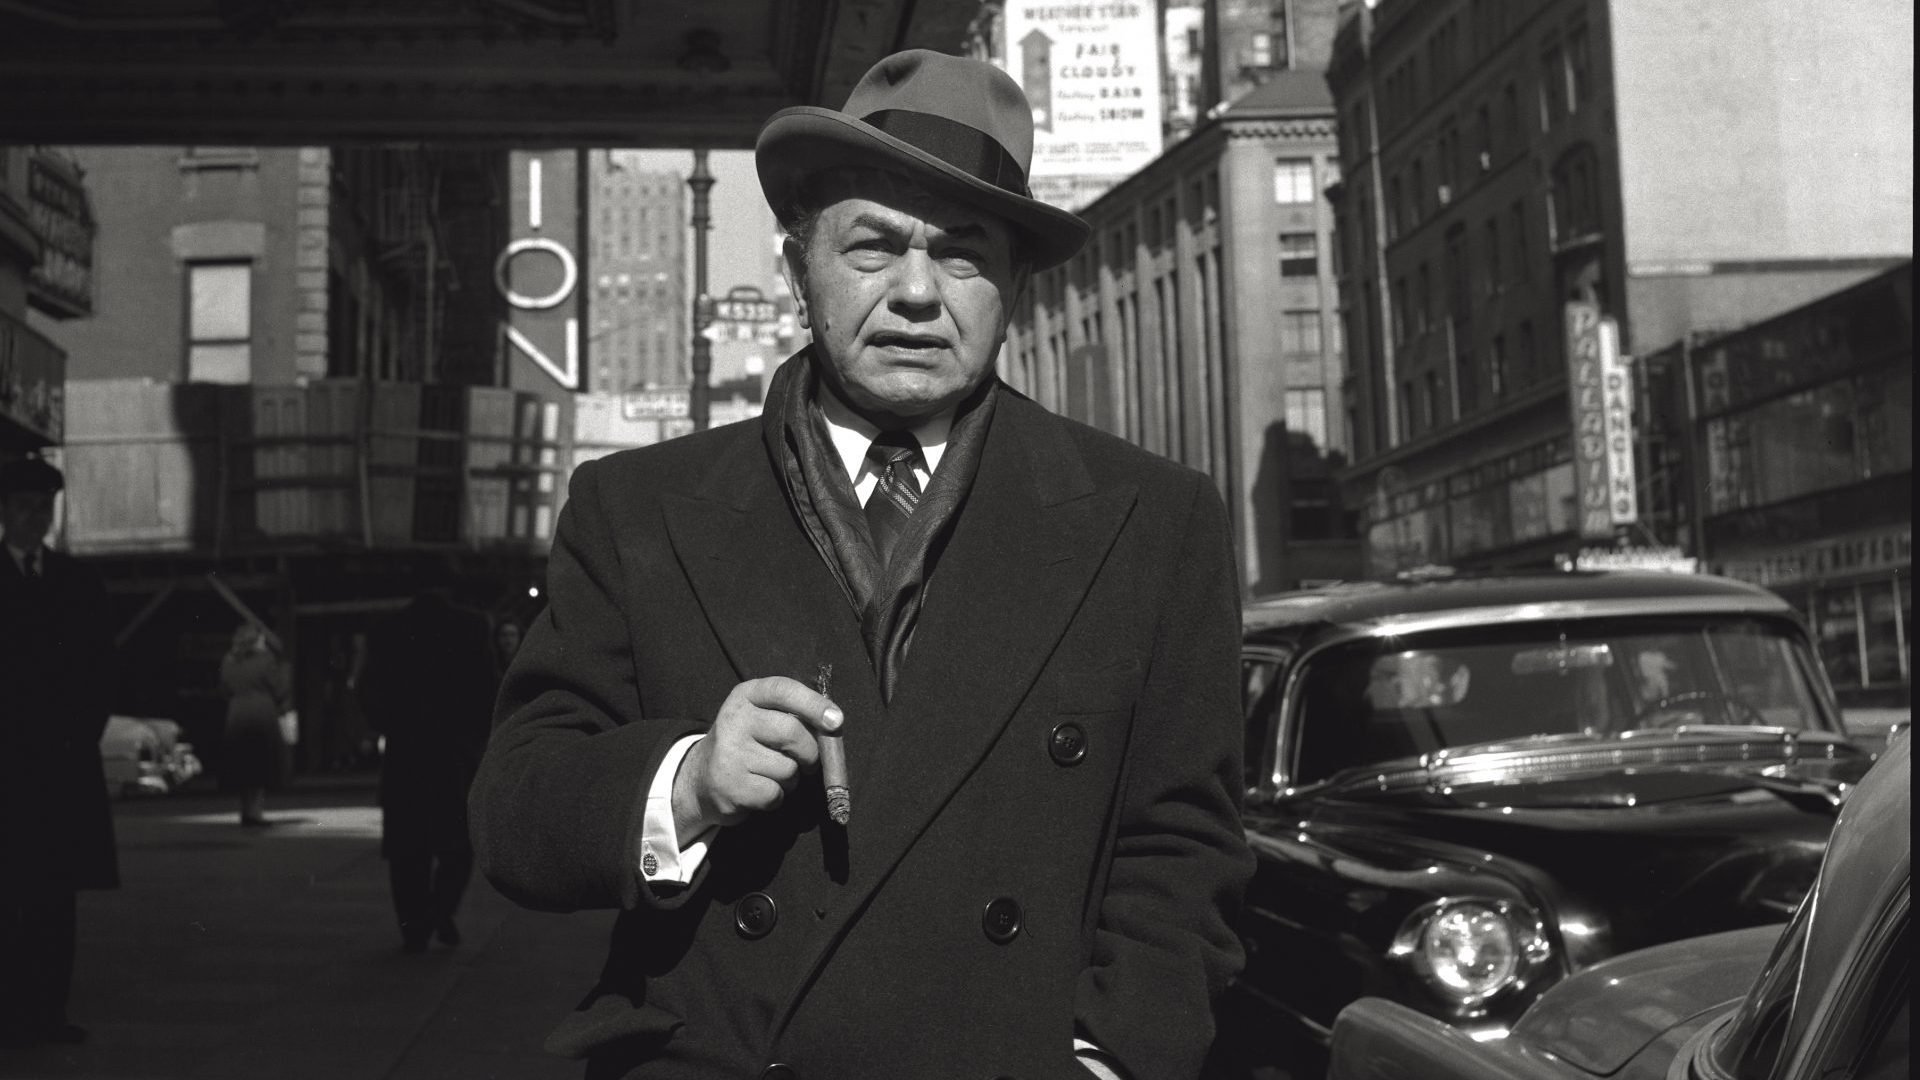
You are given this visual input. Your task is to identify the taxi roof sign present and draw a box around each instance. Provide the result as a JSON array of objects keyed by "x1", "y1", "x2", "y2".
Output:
[{"x1": 1569, "y1": 546, "x2": 1699, "y2": 574}]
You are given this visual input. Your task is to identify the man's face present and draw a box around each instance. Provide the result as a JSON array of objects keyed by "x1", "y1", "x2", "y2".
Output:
[
  {"x1": 1, "y1": 490, "x2": 55, "y2": 554},
  {"x1": 783, "y1": 172, "x2": 1025, "y2": 427}
]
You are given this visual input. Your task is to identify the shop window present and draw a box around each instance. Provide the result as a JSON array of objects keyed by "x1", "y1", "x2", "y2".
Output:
[
  {"x1": 1543, "y1": 461, "x2": 1576, "y2": 535},
  {"x1": 1863, "y1": 579, "x2": 1908, "y2": 687},
  {"x1": 1816, "y1": 584, "x2": 1864, "y2": 690},
  {"x1": 187, "y1": 262, "x2": 252, "y2": 384}
]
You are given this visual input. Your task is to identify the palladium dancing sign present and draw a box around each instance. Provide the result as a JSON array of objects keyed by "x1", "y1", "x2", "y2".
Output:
[{"x1": 1564, "y1": 300, "x2": 1637, "y2": 540}]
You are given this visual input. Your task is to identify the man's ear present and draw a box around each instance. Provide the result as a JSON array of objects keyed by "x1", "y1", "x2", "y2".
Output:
[{"x1": 780, "y1": 235, "x2": 810, "y2": 329}]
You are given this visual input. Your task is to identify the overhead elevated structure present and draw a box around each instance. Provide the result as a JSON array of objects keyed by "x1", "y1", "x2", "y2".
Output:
[{"x1": 0, "y1": 0, "x2": 986, "y2": 146}]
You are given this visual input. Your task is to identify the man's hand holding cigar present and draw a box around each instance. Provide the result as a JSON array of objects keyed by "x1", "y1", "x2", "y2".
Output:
[{"x1": 670, "y1": 676, "x2": 843, "y2": 839}]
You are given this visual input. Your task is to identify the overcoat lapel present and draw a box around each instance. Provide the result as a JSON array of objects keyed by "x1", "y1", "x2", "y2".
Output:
[
  {"x1": 661, "y1": 431, "x2": 876, "y2": 719},
  {"x1": 772, "y1": 394, "x2": 1137, "y2": 1036}
]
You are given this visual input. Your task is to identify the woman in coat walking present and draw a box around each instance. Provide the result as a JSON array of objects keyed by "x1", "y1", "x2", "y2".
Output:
[{"x1": 220, "y1": 622, "x2": 291, "y2": 826}]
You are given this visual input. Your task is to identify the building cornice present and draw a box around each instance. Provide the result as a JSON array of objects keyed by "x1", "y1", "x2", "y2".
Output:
[{"x1": 1224, "y1": 116, "x2": 1338, "y2": 141}]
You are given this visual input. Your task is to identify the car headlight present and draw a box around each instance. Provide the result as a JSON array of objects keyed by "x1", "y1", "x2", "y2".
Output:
[{"x1": 1391, "y1": 898, "x2": 1552, "y2": 1011}]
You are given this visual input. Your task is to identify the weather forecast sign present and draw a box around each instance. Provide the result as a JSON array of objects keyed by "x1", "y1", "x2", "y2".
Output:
[{"x1": 1002, "y1": 2, "x2": 1163, "y2": 212}]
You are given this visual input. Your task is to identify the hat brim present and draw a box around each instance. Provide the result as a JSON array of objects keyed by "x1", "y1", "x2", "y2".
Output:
[{"x1": 757, "y1": 106, "x2": 1089, "y2": 270}]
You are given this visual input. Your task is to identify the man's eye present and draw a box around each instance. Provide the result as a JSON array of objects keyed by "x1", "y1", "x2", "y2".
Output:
[{"x1": 939, "y1": 250, "x2": 985, "y2": 272}]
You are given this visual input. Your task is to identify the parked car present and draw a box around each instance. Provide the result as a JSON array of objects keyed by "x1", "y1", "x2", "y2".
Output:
[
  {"x1": 99, "y1": 715, "x2": 204, "y2": 797},
  {"x1": 1326, "y1": 731, "x2": 1908, "y2": 1080},
  {"x1": 1212, "y1": 570, "x2": 1873, "y2": 1079}
]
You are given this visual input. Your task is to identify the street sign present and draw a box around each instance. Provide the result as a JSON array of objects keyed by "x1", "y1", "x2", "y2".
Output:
[
  {"x1": 622, "y1": 387, "x2": 690, "y2": 420},
  {"x1": 712, "y1": 286, "x2": 777, "y2": 325}
]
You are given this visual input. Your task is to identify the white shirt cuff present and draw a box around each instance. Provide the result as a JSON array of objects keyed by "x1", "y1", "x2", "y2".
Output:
[
  {"x1": 639, "y1": 734, "x2": 713, "y2": 889},
  {"x1": 1074, "y1": 1039, "x2": 1127, "y2": 1079}
]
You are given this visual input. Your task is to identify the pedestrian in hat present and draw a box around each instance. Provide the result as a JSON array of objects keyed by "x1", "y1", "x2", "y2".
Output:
[
  {"x1": 471, "y1": 50, "x2": 1252, "y2": 1080},
  {"x1": 0, "y1": 456, "x2": 117, "y2": 1047}
]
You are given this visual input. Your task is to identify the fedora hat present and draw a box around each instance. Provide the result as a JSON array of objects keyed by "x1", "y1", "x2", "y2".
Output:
[{"x1": 756, "y1": 49, "x2": 1089, "y2": 270}]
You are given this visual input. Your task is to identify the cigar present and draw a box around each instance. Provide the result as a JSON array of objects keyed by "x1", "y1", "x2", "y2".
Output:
[{"x1": 817, "y1": 663, "x2": 850, "y2": 825}]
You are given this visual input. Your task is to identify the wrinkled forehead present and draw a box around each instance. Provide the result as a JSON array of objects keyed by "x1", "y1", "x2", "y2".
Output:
[{"x1": 808, "y1": 168, "x2": 1016, "y2": 244}]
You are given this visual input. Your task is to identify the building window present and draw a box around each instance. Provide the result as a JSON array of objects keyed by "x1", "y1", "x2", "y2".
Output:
[
  {"x1": 1285, "y1": 388, "x2": 1329, "y2": 449},
  {"x1": 187, "y1": 262, "x2": 252, "y2": 383},
  {"x1": 1424, "y1": 369, "x2": 1442, "y2": 431},
  {"x1": 1274, "y1": 158, "x2": 1316, "y2": 204},
  {"x1": 1567, "y1": 24, "x2": 1591, "y2": 114},
  {"x1": 1280, "y1": 310, "x2": 1322, "y2": 354},
  {"x1": 1540, "y1": 43, "x2": 1566, "y2": 129},
  {"x1": 1490, "y1": 333, "x2": 1507, "y2": 398},
  {"x1": 1415, "y1": 265, "x2": 1431, "y2": 335},
  {"x1": 1279, "y1": 232, "x2": 1319, "y2": 277},
  {"x1": 1387, "y1": 175, "x2": 1403, "y2": 240},
  {"x1": 1249, "y1": 32, "x2": 1273, "y2": 69},
  {"x1": 1391, "y1": 277, "x2": 1407, "y2": 343},
  {"x1": 1510, "y1": 200, "x2": 1530, "y2": 281},
  {"x1": 1503, "y1": 80, "x2": 1521, "y2": 146},
  {"x1": 1518, "y1": 319, "x2": 1536, "y2": 384},
  {"x1": 1410, "y1": 157, "x2": 1425, "y2": 223},
  {"x1": 1400, "y1": 379, "x2": 1416, "y2": 441},
  {"x1": 1484, "y1": 218, "x2": 1502, "y2": 294}
]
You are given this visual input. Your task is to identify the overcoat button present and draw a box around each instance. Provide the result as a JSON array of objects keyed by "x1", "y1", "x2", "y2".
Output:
[
  {"x1": 1049, "y1": 722, "x2": 1087, "y2": 765},
  {"x1": 983, "y1": 896, "x2": 1022, "y2": 943},
  {"x1": 761, "y1": 1065, "x2": 798, "y2": 1080},
  {"x1": 735, "y1": 893, "x2": 777, "y2": 939}
]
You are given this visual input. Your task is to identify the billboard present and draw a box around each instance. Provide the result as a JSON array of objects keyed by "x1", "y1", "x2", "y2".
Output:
[
  {"x1": 1001, "y1": 2, "x2": 1163, "y2": 211},
  {"x1": 1564, "y1": 300, "x2": 1637, "y2": 540}
]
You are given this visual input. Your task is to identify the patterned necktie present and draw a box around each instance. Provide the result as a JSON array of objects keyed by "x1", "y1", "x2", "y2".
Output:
[{"x1": 863, "y1": 430, "x2": 923, "y2": 570}]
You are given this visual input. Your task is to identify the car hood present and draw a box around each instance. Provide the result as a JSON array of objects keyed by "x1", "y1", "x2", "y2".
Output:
[
  {"x1": 1311, "y1": 768, "x2": 1837, "y2": 956},
  {"x1": 1511, "y1": 924, "x2": 1778, "y2": 1074}
]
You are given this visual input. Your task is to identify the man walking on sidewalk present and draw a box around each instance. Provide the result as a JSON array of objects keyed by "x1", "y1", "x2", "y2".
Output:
[
  {"x1": 360, "y1": 581, "x2": 498, "y2": 952},
  {"x1": 0, "y1": 456, "x2": 117, "y2": 1047}
]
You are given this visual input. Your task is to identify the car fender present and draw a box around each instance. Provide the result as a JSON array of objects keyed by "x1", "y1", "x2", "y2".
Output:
[{"x1": 1329, "y1": 997, "x2": 1587, "y2": 1080}]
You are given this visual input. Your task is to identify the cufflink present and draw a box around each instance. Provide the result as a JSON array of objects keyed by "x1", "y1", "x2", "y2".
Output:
[{"x1": 641, "y1": 842, "x2": 660, "y2": 878}]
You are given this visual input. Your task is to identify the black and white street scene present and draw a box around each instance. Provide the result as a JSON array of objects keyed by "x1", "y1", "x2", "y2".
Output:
[{"x1": 0, "y1": 2, "x2": 1911, "y2": 1079}]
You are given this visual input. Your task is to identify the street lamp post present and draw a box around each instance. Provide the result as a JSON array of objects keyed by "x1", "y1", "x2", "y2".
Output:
[{"x1": 686, "y1": 148, "x2": 715, "y2": 431}]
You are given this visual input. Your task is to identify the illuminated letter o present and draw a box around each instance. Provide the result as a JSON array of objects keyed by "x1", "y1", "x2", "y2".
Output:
[{"x1": 495, "y1": 238, "x2": 579, "y2": 310}]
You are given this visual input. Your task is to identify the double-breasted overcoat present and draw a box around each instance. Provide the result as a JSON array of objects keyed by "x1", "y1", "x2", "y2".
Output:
[{"x1": 471, "y1": 378, "x2": 1253, "y2": 1080}]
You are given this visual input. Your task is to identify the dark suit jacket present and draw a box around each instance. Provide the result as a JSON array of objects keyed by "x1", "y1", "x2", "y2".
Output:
[
  {"x1": 471, "y1": 384, "x2": 1252, "y2": 1080},
  {"x1": 360, "y1": 594, "x2": 498, "y2": 857},
  {"x1": 0, "y1": 546, "x2": 118, "y2": 892}
]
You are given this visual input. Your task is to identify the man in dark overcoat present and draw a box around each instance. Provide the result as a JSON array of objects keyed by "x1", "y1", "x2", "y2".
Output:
[
  {"x1": 471, "y1": 50, "x2": 1254, "y2": 1080},
  {"x1": 0, "y1": 456, "x2": 117, "y2": 1046},
  {"x1": 360, "y1": 584, "x2": 499, "y2": 951}
]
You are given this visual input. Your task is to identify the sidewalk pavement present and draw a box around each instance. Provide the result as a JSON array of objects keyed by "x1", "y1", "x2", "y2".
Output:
[{"x1": 1, "y1": 777, "x2": 614, "y2": 1080}]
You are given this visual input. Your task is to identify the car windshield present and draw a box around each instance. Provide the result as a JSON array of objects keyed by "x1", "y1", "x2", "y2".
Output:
[{"x1": 1291, "y1": 616, "x2": 1833, "y2": 786}]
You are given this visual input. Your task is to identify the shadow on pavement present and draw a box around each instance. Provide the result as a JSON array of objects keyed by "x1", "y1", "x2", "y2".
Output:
[{"x1": 1, "y1": 781, "x2": 611, "y2": 1080}]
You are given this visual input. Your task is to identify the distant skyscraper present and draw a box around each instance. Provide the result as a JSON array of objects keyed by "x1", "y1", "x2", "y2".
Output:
[{"x1": 587, "y1": 151, "x2": 686, "y2": 395}]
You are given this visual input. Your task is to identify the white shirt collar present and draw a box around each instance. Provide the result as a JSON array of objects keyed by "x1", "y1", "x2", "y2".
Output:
[{"x1": 814, "y1": 381, "x2": 952, "y2": 487}]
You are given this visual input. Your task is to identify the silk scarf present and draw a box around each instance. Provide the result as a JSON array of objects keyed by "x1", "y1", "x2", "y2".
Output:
[{"x1": 761, "y1": 348, "x2": 997, "y2": 700}]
